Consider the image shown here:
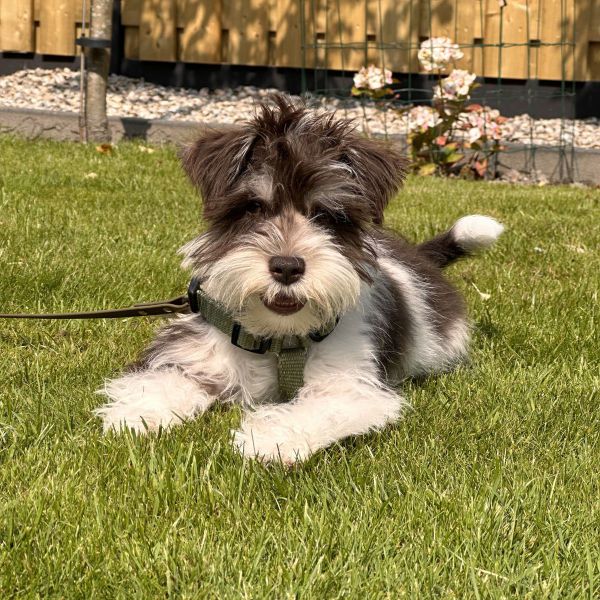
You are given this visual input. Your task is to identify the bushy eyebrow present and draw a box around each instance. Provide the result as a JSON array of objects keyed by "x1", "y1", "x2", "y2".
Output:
[
  {"x1": 308, "y1": 196, "x2": 371, "y2": 225},
  {"x1": 247, "y1": 172, "x2": 275, "y2": 202}
]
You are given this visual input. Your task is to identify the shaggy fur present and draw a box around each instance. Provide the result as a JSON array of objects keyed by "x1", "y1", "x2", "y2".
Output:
[{"x1": 95, "y1": 95, "x2": 503, "y2": 464}]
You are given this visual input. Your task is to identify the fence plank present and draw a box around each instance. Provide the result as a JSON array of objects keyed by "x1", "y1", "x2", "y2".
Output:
[
  {"x1": 122, "y1": 0, "x2": 141, "y2": 26},
  {"x1": 590, "y1": 1, "x2": 600, "y2": 78},
  {"x1": 0, "y1": 0, "x2": 34, "y2": 52},
  {"x1": 325, "y1": 0, "x2": 366, "y2": 72},
  {"x1": 591, "y1": 0, "x2": 600, "y2": 41},
  {"x1": 227, "y1": 0, "x2": 269, "y2": 65},
  {"x1": 38, "y1": 0, "x2": 77, "y2": 56},
  {"x1": 536, "y1": 0, "x2": 577, "y2": 81},
  {"x1": 176, "y1": 0, "x2": 186, "y2": 28},
  {"x1": 481, "y1": 0, "x2": 530, "y2": 79},
  {"x1": 454, "y1": 0, "x2": 476, "y2": 71},
  {"x1": 374, "y1": 0, "x2": 420, "y2": 73},
  {"x1": 273, "y1": 0, "x2": 304, "y2": 68},
  {"x1": 124, "y1": 26, "x2": 140, "y2": 59},
  {"x1": 139, "y1": 0, "x2": 177, "y2": 61},
  {"x1": 423, "y1": 0, "x2": 450, "y2": 38},
  {"x1": 471, "y1": 0, "x2": 485, "y2": 75},
  {"x1": 180, "y1": 0, "x2": 222, "y2": 63},
  {"x1": 302, "y1": 0, "x2": 327, "y2": 69},
  {"x1": 573, "y1": 0, "x2": 592, "y2": 81},
  {"x1": 589, "y1": 42, "x2": 600, "y2": 80}
]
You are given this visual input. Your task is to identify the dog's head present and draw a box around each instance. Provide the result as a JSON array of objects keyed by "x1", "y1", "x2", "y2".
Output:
[{"x1": 180, "y1": 95, "x2": 406, "y2": 337}]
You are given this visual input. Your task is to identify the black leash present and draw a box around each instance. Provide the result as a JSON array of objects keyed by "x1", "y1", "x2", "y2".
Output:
[{"x1": 0, "y1": 295, "x2": 190, "y2": 320}]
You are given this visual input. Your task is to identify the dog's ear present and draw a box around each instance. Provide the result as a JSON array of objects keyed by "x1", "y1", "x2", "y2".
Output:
[
  {"x1": 342, "y1": 138, "x2": 407, "y2": 225},
  {"x1": 181, "y1": 126, "x2": 256, "y2": 205}
]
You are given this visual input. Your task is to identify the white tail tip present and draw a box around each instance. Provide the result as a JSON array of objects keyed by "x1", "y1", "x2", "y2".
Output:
[{"x1": 452, "y1": 215, "x2": 504, "y2": 252}]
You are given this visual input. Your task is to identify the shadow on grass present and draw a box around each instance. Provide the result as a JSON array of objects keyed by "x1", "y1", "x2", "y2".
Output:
[{"x1": 473, "y1": 318, "x2": 502, "y2": 338}]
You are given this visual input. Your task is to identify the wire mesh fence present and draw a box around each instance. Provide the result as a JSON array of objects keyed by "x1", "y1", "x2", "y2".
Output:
[{"x1": 298, "y1": 0, "x2": 594, "y2": 182}]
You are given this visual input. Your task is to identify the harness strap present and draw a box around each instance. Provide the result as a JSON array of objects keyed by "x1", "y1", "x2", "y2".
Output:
[
  {"x1": 276, "y1": 346, "x2": 308, "y2": 400},
  {"x1": 189, "y1": 282, "x2": 337, "y2": 401}
]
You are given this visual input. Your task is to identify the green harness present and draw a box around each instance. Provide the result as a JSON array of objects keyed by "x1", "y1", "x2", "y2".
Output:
[{"x1": 188, "y1": 281, "x2": 338, "y2": 401}]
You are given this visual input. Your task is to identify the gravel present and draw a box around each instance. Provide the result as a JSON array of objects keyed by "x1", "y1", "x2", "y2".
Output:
[{"x1": 1, "y1": 67, "x2": 599, "y2": 149}]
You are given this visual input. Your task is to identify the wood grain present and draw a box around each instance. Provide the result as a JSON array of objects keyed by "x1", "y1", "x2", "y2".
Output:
[
  {"x1": 38, "y1": 0, "x2": 76, "y2": 55},
  {"x1": 139, "y1": 0, "x2": 177, "y2": 62},
  {"x1": 0, "y1": 0, "x2": 34, "y2": 52},
  {"x1": 180, "y1": 0, "x2": 222, "y2": 63}
]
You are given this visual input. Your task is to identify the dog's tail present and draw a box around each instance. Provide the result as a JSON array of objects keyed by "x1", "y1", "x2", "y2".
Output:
[{"x1": 418, "y1": 215, "x2": 504, "y2": 268}]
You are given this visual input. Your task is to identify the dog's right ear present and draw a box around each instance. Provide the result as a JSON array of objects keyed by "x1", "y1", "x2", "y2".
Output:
[{"x1": 181, "y1": 126, "x2": 256, "y2": 204}]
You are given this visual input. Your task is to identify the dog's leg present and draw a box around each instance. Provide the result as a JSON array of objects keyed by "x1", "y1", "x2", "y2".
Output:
[
  {"x1": 233, "y1": 378, "x2": 404, "y2": 464},
  {"x1": 95, "y1": 368, "x2": 219, "y2": 433},
  {"x1": 95, "y1": 315, "x2": 235, "y2": 433}
]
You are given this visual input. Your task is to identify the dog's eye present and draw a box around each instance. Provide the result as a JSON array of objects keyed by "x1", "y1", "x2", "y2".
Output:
[
  {"x1": 313, "y1": 209, "x2": 351, "y2": 226},
  {"x1": 335, "y1": 212, "x2": 352, "y2": 225},
  {"x1": 245, "y1": 200, "x2": 264, "y2": 215}
]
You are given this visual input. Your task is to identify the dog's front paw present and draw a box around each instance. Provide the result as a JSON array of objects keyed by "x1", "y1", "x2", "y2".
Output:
[
  {"x1": 233, "y1": 409, "x2": 312, "y2": 465},
  {"x1": 95, "y1": 370, "x2": 213, "y2": 434},
  {"x1": 95, "y1": 401, "x2": 178, "y2": 434}
]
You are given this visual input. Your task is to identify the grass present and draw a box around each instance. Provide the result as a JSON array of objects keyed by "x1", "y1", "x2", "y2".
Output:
[{"x1": 0, "y1": 136, "x2": 598, "y2": 599}]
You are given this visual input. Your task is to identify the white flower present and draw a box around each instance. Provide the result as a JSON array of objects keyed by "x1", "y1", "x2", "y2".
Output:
[
  {"x1": 405, "y1": 105, "x2": 442, "y2": 133},
  {"x1": 353, "y1": 65, "x2": 393, "y2": 91},
  {"x1": 353, "y1": 68, "x2": 369, "y2": 89},
  {"x1": 418, "y1": 37, "x2": 464, "y2": 72},
  {"x1": 433, "y1": 69, "x2": 477, "y2": 100},
  {"x1": 468, "y1": 126, "x2": 482, "y2": 144}
]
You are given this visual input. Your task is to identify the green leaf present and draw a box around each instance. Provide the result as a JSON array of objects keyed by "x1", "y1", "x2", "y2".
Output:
[
  {"x1": 445, "y1": 152, "x2": 464, "y2": 164},
  {"x1": 418, "y1": 163, "x2": 437, "y2": 176},
  {"x1": 351, "y1": 87, "x2": 369, "y2": 97}
]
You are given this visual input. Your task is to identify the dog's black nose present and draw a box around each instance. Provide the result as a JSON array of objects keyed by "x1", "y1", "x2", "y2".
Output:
[{"x1": 269, "y1": 256, "x2": 305, "y2": 285}]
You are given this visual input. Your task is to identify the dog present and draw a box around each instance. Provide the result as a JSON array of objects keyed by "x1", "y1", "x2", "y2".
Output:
[{"x1": 95, "y1": 95, "x2": 503, "y2": 464}]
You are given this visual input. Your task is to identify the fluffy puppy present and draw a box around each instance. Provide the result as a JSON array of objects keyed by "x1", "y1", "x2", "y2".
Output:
[{"x1": 95, "y1": 95, "x2": 503, "y2": 464}]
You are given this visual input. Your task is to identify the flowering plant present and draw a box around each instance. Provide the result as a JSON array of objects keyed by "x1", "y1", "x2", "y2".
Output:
[
  {"x1": 351, "y1": 65, "x2": 394, "y2": 99},
  {"x1": 351, "y1": 38, "x2": 511, "y2": 178}
]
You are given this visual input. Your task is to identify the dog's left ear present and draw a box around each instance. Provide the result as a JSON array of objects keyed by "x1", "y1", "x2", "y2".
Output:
[
  {"x1": 342, "y1": 137, "x2": 407, "y2": 225},
  {"x1": 180, "y1": 126, "x2": 256, "y2": 210}
]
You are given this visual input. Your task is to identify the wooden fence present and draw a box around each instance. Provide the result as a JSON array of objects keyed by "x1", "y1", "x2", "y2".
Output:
[{"x1": 0, "y1": 1, "x2": 599, "y2": 81}]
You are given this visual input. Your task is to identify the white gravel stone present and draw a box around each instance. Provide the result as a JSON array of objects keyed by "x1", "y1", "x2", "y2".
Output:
[{"x1": 1, "y1": 67, "x2": 599, "y2": 149}]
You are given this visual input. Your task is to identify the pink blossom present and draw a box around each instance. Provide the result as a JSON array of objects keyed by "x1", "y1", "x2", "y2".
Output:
[
  {"x1": 433, "y1": 70, "x2": 477, "y2": 100},
  {"x1": 405, "y1": 105, "x2": 442, "y2": 133},
  {"x1": 458, "y1": 106, "x2": 510, "y2": 143}
]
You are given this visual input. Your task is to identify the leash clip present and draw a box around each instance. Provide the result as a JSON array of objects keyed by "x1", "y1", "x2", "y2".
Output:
[{"x1": 187, "y1": 277, "x2": 202, "y2": 313}]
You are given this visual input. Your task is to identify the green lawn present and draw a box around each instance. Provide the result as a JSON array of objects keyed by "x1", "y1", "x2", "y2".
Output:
[{"x1": 0, "y1": 136, "x2": 598, "y2": 598}]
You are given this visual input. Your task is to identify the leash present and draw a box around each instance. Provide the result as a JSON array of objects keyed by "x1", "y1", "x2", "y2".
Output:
[
  {"x1": 0, "y1": 296, "x2": 190, "y2": 320},
  {"x1": 0, "y1": 279, "x2": 338, "y2": 401}
]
